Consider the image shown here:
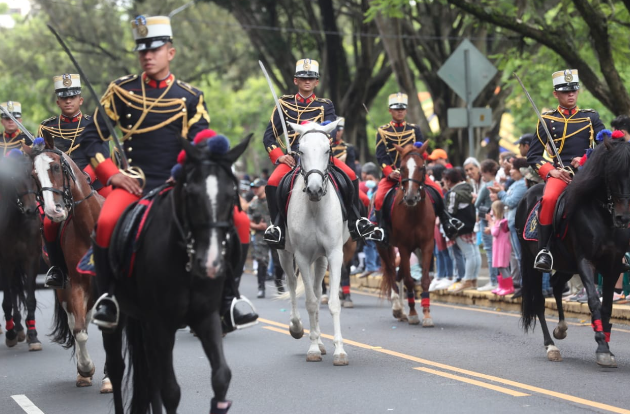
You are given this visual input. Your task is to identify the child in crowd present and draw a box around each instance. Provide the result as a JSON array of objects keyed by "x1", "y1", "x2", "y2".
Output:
[{"x1": 487, "y1": 200, "x2": 513, "y2": 296}]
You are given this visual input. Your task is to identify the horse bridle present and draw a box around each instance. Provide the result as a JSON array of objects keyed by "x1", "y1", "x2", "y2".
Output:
[
  {"x1": 171, "y1": 159, "x2": 238, "y2": 273},
  {"x1": 37, "y1": 148, "x2": 95, "y2": 213},
  {"x1": 602, "y1": 173, "x2": 630, "y2": 228},
  {"x1": 295, "y1": 130, "x2": 333, "y2": 195},
  {"x1": 400, "y1": 151, "x2": 427, "y2": 199}
]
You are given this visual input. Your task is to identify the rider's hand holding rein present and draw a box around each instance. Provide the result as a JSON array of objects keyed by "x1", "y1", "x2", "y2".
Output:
[
  {"x1": 110, "y1": 173, "x2": 143, "y2": 196},
  {"x1": 548, "y1": 168, "x2": 572, "y2": 184},
  {"x1": 388, "y1": 170, "x2": 400, "y2": 181},
  {"x1": 570, "y1": 156, "x2": 582, "y2": 169},
  {"x1": 278, "y1": 154, "x2": 296, "y2": 168}
]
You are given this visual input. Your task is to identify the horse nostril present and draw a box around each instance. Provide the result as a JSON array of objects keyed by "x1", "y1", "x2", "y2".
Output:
[{"x1": 55, "y1": 204, "x2": 63, "y2": 213}]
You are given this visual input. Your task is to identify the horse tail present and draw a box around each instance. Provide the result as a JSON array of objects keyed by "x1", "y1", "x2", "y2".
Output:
[
  {"x1": 11, "y1": 267, "x2": 27, "y2": 311},
  {"x1": 125, "y1": 317, "x2": 160, "y2": 414},
  {"x1": 49, "y1": 294, "x2": 75, "y2": 353},
  {"x1": 379, "y1": 246, "x2": 397, "y2": 299},
  {"x1": 519, "y1": 238, "x2": 541, "y2": 333}
]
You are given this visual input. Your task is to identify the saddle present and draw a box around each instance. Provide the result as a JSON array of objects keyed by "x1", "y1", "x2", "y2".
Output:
[
  {"x1": 523, "y1": 191, "x2": 569, "y2": 242},
  {"x1": 277, "y1": 164, "x2": 352, "y2": 220},
  {"x1": 109, "y1": 184, "x2": 173, "y2": 277}
]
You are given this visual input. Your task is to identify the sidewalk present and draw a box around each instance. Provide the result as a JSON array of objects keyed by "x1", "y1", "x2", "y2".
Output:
[{"x1": 348, "y1": 270, "x2": 630, "y2": 325}]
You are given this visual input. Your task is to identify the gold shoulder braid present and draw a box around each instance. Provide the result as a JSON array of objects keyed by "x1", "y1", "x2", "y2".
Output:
[
  {"x1": 37, "y1": 116, "x2": 84, "y2": 155},
  {"x1": 270, "y1": 98, "x2": 325, "y2": 149},
  {"x1": 376, "y1": 124, "x2": 416, "y2": 166}
]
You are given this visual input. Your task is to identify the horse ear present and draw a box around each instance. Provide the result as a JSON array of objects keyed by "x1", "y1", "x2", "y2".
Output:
[
  {"x1": 223, "y1": 133, "x2": 253, "y2": 164},
  {"x1": 321, "y1": 119, "x2": 341, "y2": 135},
  {"x1": 420, "y1": 140, "x2": 430, "y2": 153},
  {"x1": 604, "y1": 135, "x2": 613, "y2": 151},
  {"x1": 43, "y1": 134, "x2": 55, "y2": 150},
  {"x1": 181, "y1": 138, "x2": 201, "y2": 163},
  {"x1": 393, "y1": 144, "x2": 404, "y2": 154},
  {"x1": 287, "y1": 122, "x2": 306, "y2": 137},
  {"x1": 21, "y1": 143, "x2": 33, "y2": 158}
]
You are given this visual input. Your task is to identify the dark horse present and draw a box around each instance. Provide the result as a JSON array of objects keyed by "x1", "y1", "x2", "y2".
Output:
[
  {"x1": 379, "y1": 142, "x2": 436, "y2": 327},
  {"x1": 0, "y1": 148, "x2": 43, "y2": 351},
  {"x1": 516, "y1": 138, "x2": 630, "y2": 366},
  {"x1": 101, "y1": 135, "x2": 251, "y2": 414}
]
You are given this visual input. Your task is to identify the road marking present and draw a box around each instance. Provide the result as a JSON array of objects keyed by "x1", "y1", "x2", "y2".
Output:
[
  {"x1": 11, "y1": 395, "x2": 44, "y2": 414},
  {"x1": 413, "y1": 367, "x2": 529, "y2": 397},
  {"x1": 350, "y1": 289, "x2": 630, "y2": 334},
  {"x1": 260, "y1": 318, "x2": 630, "y2": 414}
]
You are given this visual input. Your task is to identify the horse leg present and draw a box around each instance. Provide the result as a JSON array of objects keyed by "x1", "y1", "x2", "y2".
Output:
[
  {"x1": 326, "y1": 251, "x2": 348, "y2": 366},
  {"x1": 379, "y1": 246, "x2": 406, "y2": 320},
  {"x1": 417, "y1": 246, "x2": 435, "y2": 328},
  {"x1": 24, "y1": 262, "x2": 42, "y2": 351},
  {"x1": 191, "y1": 312, "x2": 232, "y2": 414},
  {"x1": 66, "y1": 283, "x2": 95, "y2": 386},
  {"x1": 156, "y1": 329, "x2": 180, "y2": 414},
  {"x1": 599, "y1": 271, "x2": 617, "y2": 368},
  {"x1": 102, "y1": 319, "x2": 125, "y2": 414},
  {"x1": 576, "y1": 258, "x2": 613, "y2": 366},
  {"x1": 100, "y1": 363, "x2": 113, "y2": 394},
  {"x1": 552, "y1": 272, "x2": 571, "y2": 340},
  {"x1": 398, "y1": 247, "x2": 418, "y2": 325},
  {"x1": 1, "y1": 273, "x2": 18, "y2": 347},
  {"x1": 11, "y1": 285, "x2": 25, "y2": 342},
  {"x1": 295, "y1": 254, "x2": 321, "y2": 362},
  {"x1": 313, "y1": 257, "x2": 327, "y2": 355},
  {"x1": 279, "y1": 251, "x2": 303, "y2": 339}
]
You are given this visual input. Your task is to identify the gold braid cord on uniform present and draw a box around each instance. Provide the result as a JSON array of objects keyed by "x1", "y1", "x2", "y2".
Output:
[
  {"x1": 95, "y1": 78, "x2": 188, "y2": 142},
  {"x1": 270, "y1": 98, "x2": 325, "y2": 149},
  {"x1": 376, "y1": 124, "x2": 415, "y2": 166},
  {"x1": 1, "y1": 136, "x2": 24, "y2": 155},
  {"x1": 535, "y1": 111, "x2": 594, "y2": 160},
  {"x1": 37, "y1": 117, "x2": 84, "y2": 155},
  {"x1": 332, "y1": 142, "x2": 347, "y2": 162}
]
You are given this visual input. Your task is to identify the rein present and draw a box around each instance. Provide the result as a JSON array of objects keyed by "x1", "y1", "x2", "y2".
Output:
[
  {"x1": 295, "y1": 129, "x2": 333, "y2": 195},
  {"x1": 400, "y1": 151, "x2": 427, "y2": 202},
  {"x1": 600, "y1": 173, "x2": 630, "y2": 228}
]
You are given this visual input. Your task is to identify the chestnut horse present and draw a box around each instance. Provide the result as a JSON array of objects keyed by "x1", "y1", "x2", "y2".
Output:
[
  {"x1": 378, "y1": 142, "x2": 436, "y2": 327},
  {"x1": 27, "y1": 138, "x2": 108, "y2": 389}
]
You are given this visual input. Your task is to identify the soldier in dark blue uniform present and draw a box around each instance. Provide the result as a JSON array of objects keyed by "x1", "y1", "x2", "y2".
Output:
[
  {"x1": 369, "y1": 93, "x2": 462, "y2": 243},
  {"x1": 262, "y1": 59, "x2": 379, "y2": 249},
  {"x1": 85, "y1": 15, "x2": 257, "y2": 332},
  {"x1": 1, "y1": 101, "x2": 29, "y2": 155},
  {"x1": 527, "y1": 69, "x2": 605, "y2": 271}
]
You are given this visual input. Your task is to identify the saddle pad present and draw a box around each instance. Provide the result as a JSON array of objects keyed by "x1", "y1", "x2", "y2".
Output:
[
  {"x1": 76, "y1": 246, "x2": 95, "y2": 276},
  {"x1": 277, "y1": 167, "x2": 302, "y2": 220},
  {"x1": 523, "y1": 193, "x2": 569, "y2": 242},
  {"x1": 109, "y1": 185, "x2": 172, "y2": 278},
  {"x1": 382, "y1": 185, "x2": 398, "y2": 227},
  {"x1": 523, "y1": 200, "x2": 541, "y2": 241}
]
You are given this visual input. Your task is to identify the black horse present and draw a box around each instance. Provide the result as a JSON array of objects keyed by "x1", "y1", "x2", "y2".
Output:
[
  {"x1": 100, "y1": 135, "x2": 251, "y2": 414},
  {"x1": 0, "y1": 149, "x2": 43, "y2": 351},
  {"x1": 516, "y1": 138, "x2": 630, "y2": 366}
]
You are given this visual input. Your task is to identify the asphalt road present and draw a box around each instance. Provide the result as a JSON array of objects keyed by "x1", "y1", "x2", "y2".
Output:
[{"x1": 1, "y1": 273, "x2": 630, "y2": 414}]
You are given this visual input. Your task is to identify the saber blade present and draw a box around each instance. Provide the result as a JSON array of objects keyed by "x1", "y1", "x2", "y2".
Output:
[
  {"x1": 259, "y1": 61, "x2": 292, "y2": 154},
  {"x1": 0, "y1": 106, "x2": 34, "y2": 144}
]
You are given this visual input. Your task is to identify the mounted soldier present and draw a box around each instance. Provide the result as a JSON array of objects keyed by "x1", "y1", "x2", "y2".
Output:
[
  {"x1": 81, "y1": 15, "x2": 257, "y2": 332},
  {"x1": 527, "y1": 69, "x2": 605, "y2": 271},
  {"x1": 38, "y1": 74, "x2": 112, "y2": 289},
  {"x1": 1, "y1": 101, "x2": 29, "y2": 155},
  {"x1": 262, "y1": 59, "x2": 380, "y2": 249},
  {"x1": 369, "y1": 93, "x2": 463, "y2": 243}
]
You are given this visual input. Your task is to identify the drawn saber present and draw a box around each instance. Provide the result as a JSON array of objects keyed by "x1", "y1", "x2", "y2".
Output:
[
  {"x1": 259, "y1": 60, "x2": 292, "y2": 154},
  {"x1": 0, "y1": 106, "x2": 34, "y2": 144},
  {"x1": 47, "y1": 24, "x2": 129, "y2": 171},
  {"x1": 513, "y1": 72, "x2": 568, "y2": 171}
]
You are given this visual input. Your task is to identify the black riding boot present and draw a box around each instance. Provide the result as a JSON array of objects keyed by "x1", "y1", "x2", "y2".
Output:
[
  {"x1": 263, "y1": 186, "x2": 285, "y2": 249},
  {"x1": 534, "y1": 224, "x2": 554, "y2": 272},
  {"x1": 221, "y1": 268, "x2": 259, "y2": 334},
  {"x1": 92, "y1": 245, "x2": 119, "y2": 333},
  {"x1": 273, "y1": 255, "x2": 285, "y2": 293},
  {"x1": 347, "y1": 179, "x2": 380, "y2": 240},
  {"x1": 44, "y1": 240, "x2": 67, "y2": 289}
]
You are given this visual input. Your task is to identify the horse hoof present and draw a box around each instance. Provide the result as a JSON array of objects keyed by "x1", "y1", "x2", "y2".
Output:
[
  {"x1": 319, "y1": 343, "x2": 326, "y2": 355},
  {"x1": 596, "y1": 353, "x2": 618, "y2": 368},
  {"x1": 546, "y1": 345, "x2": 562, "y2": 362},
  {"x1": 398, "y1": 315, "x2": 408, "y2": 322},
  {"x1": 5, "y1": 336, "x2": 17, "y2": 348},
  {"x1": 17, "y1": 330, "x2": 26, "y2": 343},
  {"x1": 306, "y1": 352, "x2": 322, "y2": 362},
  {"x1": 422, "y1": 318, "x2": 435, "y2": 328},
  {"x1": 392, "y1": 309, "x2": 404, "y2": 319},
  {"x1": 76, "y1": 373, "x2": 93, "y2": 388},
  {"x1": 28, "y1": 341, "x2": 42, "y2": 352},
  {"x1": 408, "y1": 315, "x2": 420, "y2": 325},
  {"x1": 78, "y1": 365, "x2": 96, "y2": 379},
  {"x1": 333, "y1": 353, "x2": 349, "y2": 366},
  {"x1": 553, "y1": 327, "x2": 567, "y2": 340},
  {"x1": 100, "y1": 377, "x2": 113, "y2": 394},
  {"x1": 290, "y1": 327, "x2": 304, "y2": 340}
]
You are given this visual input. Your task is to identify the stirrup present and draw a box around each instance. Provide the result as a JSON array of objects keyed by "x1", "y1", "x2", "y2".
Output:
[
  {"x1": 44, "y1": 267, "x2": 67, "y2": 289},
  {"x1": 365, "y1": 227, "x2": 385, "y2": 242},
  {"x1": 355, "y1": 217, "x2": 378, "y2": 237},
  {"x1": 533, "y1": 249, "x2": 553, "y2": 271},
  {"x1": 91, "y1": 293, "x2": 120, "y2": 330},
  {"x1": 263, "y1": 225, "x2": 282, "y2": 243},
  {"x1": 449, "y1": 217, "x2": 465, "y2": 231},
  {"x1": 230, "y1": 296, "x2": 259, "y2": 331}
]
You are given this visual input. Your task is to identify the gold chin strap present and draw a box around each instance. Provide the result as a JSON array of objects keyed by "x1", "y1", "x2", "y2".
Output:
[{"x1": 121, "y1": 166, "x2": 146, "y2": 189}]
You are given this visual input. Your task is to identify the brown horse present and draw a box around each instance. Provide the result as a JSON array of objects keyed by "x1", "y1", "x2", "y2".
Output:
[
  {"x1": 26, "y1": 137, "x2": 107, "y2": 389},
  {"x1": 378, "y1": 142, "x2": 436, "y2": 327}
]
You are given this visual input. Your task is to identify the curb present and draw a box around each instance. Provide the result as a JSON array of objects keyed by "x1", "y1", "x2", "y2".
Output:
[{"x1": 349, "y1": 273, "x2": 630, "y2": 325}]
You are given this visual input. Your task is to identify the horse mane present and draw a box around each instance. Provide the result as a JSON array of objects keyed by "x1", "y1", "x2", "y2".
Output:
[{"x1": 564, "y1": 140, "x2": 630, "y2": 217}]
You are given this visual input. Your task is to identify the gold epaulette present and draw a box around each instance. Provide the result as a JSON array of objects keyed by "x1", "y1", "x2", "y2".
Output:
[
  {"x1": 542, "y1": 110, "x2": 555, "y2": 115},
  {"x1": 580, "y1": 109, "x2": 596, "y2": 113},
  {"x1": 280, "y1": 94, "x2": 294, "y2": 100},
  {"x1": 113, "y1": 74, "x2": 138, "y2": 86},
  {"x1": 407, "y1": 122, "x2": 416, "y2": 127},
  {"x1": 378, "y1": 124, "x2": 390, "y2": 130},
  {"x1": 41, "y1": 115, "x2": 57, "y2": 125},
  {"x1": 176, "y1": 79, "x2": 199, "y2": 96},
  {"x1": 315, "y1": 97, "x2": 332, "y2": 104},
  {"x1": 83, "y1": 114, "x2": 91, "y2": 121}
]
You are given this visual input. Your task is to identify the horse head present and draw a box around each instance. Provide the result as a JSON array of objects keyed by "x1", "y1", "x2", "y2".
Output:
[
  {"x1": 394, "y1": 141, "x2": 430, "y2": 207},
  {"x1": 178, "y1": 133, "x2": 252, "y2": 279},
  {"x1": 28, "y1": 137, "x2": 79, "y2": 222},
  {"x1": 602, "y1": 139, "x2": 630, "y2": 228},
  {"x1": 289, "y1": 119, "x2": 341, "y2": 202},
  {"x1": 0, "y1": 147, "x2": 39, "y2": 217}
]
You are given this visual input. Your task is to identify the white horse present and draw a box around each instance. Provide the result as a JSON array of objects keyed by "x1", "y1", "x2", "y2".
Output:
[{"x1": 276, "y1": 119, "x2": 350, "y2": 366}]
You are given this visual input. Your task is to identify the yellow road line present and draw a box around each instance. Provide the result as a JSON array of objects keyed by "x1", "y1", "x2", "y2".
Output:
[
  {"x1": 259, "y1": 318, "x2": 630, "y2": 414},
  {"x1": 413, "y1": 367, "x2": 529, "y2": 397},
  {"x1": 350, "y1": 289, "x2": 630, "y2": 334}
]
